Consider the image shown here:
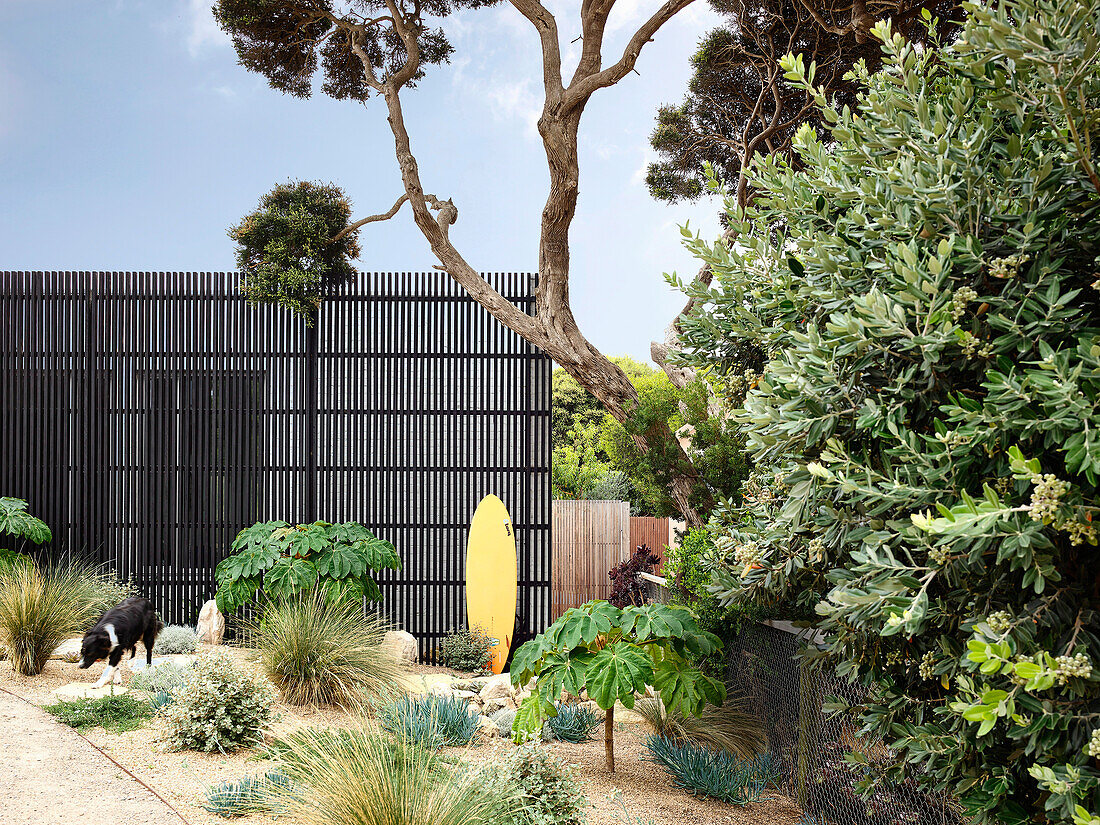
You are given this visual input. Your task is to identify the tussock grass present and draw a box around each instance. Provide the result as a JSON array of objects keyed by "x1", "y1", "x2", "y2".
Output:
[
  {"x1": 249, "y1": 593, "x2": 404, "y2": 708},
  {"x1": 0, "y1": 562, "x2": 110, "y2": 675},
  {"x1": 378, "y1": 694, "x2": 479, "y2": 749},
  {"x1": 633, "y1": 696, "x2": 767, "y2": 760},
  {"x1": 269, "y1": 725, "x2": 510, "y2": 825},
  {"x1": 203, "y1": 770, "x2": 290, "y2": 818}
]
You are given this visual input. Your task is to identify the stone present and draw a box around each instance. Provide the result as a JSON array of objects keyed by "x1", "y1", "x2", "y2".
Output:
[
  {"x1": 382, "y1": 630, "x2": 419, "y2": 664},
  {"x1": 481, "y1": 697, "x2": 509, "y2": 715},
  {"x1": 474, "y1": 715, "x2": 498, "y2": 744},
  {"x1": 52, "y1": 683, "x2": 130, "y2": 702},
  {"x1": 195, "y1": 600, "x2": 225, "y2": 646},
  {"x1": 453, "y1": 690, "x2": 478, "y2": 702},
  {"x1": 479, "y1": 673, "x2": 514, "y2": 702},
  {"x1": 51, "y1": 638, "x2": 82, "y2": 662}
]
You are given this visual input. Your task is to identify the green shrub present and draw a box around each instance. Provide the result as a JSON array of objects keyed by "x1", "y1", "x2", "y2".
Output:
[
  {"x1": 643, "y1": 735, "x2": 776, "y2": 804},
  {"x1": 45, "y1": 693, "x2": 155, "y2": 733},
  {"x1": 545, "y1": 704, "x2": 601, "y2": 743},
  {"x1": 203, "y1": 770, "x2": 290, "y2": 818},
  {"x1": 439, "y1": 627, "x2": 492, "y2": 674},
  {"x1": 129, "y1": 662, "x2": 187, "y2": 697},
  {"x1": 674, "y1": 0, "x2": 1100, "y2": 819},
  {"x1": 214, "y1": 519, "x2": 400, "y2": 615},
  {"x1": 0, "y1": 562, "x2": 111, "y2": 675},
  {"x1": 487, "y1": 743, "x2": 587, "y2": 825},
  {"x1": 154, "y1": 624, "x2": 198, "y2": 655},
  {"x1": 250, "y1": 593, "x2": 403, "y2": 707},
  {"x1": 165, "y1": 649, "x2": 275, "y2": 753},
  {"x1": 379, "y1": 694, "x2": 479, "y2": 749},
  {"x1": 268, "y1": 724, "x2": 508, "y2": 825},
  {"x1": 632, "y1": 696, "x2": 766, "y2": 760}
]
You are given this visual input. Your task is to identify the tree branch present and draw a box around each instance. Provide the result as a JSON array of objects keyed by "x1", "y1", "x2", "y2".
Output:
[
  {"x1": 508, "y1": 0, "x2": 565, "y2": 100},
  {"x1": 333, "y1": 195, "x2": 410, "y2": 242},
  {"x1": 563, "y1": 0, "x2": 699, "y2": 110}
]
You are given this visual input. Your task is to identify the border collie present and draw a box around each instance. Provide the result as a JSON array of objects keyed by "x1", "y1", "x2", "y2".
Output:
[{"x1": 78, "y1": 597, "x2": 163, "y2": 688}]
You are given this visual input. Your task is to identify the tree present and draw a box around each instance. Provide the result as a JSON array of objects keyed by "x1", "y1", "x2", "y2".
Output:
[
  {"x1": 675, "y1": 0, "x2": 1100, "y2": 819},
  {"x1": 647, "y1": 0, "x2": 961, "y2": 381},
  {"x1": 213, "y1": 0, "x2": 714, "y2": 524},
  {"x1": 509, "y1": 600, "x2": 725, "y2": 771}
]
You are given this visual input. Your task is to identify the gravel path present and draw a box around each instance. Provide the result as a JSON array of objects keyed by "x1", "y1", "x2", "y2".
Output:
[{"x1": 0, "y1": 689, "x2": 182, "y2": 825}]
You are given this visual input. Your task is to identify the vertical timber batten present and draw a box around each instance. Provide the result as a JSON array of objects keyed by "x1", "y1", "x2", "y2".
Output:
[{"x1": 0, "y1": 271, "x2": 552, "y2": 661}]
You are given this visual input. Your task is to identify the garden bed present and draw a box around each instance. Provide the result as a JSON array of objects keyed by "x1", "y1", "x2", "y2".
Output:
[{"x1": 1, "y1": 645, "x2": 803, "y2": 825}]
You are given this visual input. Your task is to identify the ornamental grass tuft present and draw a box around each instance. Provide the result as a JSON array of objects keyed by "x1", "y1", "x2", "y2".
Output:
[
  {"x1": 378, "y1": 693, "x2": 479, "y2": 749},
  {"x1": 632, "y1": 696, "x2": 766, "y2": 760},
  {"x1": 644, "y1": 734, "x2": 778, "y2": 804},
  {"x1": 0, "y1": 561, "x2": 112, "y2": 676},
  {"x1": 268, "y1": 725, "x2": 509, "y2": 825},
  {"x1": 249, "y1": 593, "x2": 404, "y2": 708}
]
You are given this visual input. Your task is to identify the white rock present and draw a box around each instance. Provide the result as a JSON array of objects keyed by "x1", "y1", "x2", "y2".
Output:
[
  {"x1": 51, "y1": 683, "x2": 130, "y2": 701},
  {"x1": 382, "y1": 630, "x2": 419, "y2": 664},
  {"x1": 479, "y1": 673, "x2": 515, "y2": 702},
  {"x1": 51, "y1": 638, "x2": 82, "y2": 661},
  {"x1": 195, "y1": 600, "x2": 225, "y2": 646}
]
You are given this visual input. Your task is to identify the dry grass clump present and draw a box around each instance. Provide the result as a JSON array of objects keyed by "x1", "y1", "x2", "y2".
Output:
[
  {"x1": 249, "y1": 593, "x2": 404, "y2": 708},
  {"x1": 270, "y1": 724, "x2": 509, "y2": 825},
  {"x1": 633, "y1": 696, "x2": 767, "y2": 760},
  {"x1": 0, "y1": 562, "x2": 108, "y2": 675}
]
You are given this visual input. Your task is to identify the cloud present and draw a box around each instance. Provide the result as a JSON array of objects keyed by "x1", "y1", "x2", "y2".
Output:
[{"x1": 183, "y1": 0, "x2": 229, "y2": 58}]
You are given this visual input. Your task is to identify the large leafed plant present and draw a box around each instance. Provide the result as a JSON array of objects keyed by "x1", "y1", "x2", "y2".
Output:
[
  {"x1": 214, "y1": 521, "x2": 400, "y2": 614},
  {"x1": 672, "y1": 0, "x2": 1100, "y2": 821},
  {"x1": 509, "y1": 600, "x2": 725, "y2": 771}
]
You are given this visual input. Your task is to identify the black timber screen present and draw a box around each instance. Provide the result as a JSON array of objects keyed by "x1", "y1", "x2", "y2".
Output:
[{"x1": 0, "y1": 271, "x2": 552, "y2": 660}]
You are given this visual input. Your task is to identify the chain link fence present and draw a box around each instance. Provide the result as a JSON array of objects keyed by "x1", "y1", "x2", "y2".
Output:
[{"x1": 722, "y1": 621, "x2": 962, "y2": 825}]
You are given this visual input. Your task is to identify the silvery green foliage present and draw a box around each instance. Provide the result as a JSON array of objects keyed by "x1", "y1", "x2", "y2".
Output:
[
  {"x1": 165, "y1": 650, "x2": 275, "y2": 753},
  {"x1": 673, "y1": 0, "x2": 1100, "y2": 821},
  {"x1": 129, "y1": 662, "x2": 187, "y2": 696},
  {"x1": 484, "y1": 743, "x2": 587, "y2": 825},
  {"x1": 154, "y1": 624, "x2": 198, "y2": 655}
]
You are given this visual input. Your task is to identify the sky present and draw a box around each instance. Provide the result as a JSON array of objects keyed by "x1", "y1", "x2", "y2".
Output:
[{"x1": 0, "y1": 0, "x2": 724, "y2": 363}]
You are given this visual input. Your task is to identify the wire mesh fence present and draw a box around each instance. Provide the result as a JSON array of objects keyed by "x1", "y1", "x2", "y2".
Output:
[{"x1": 723, "y1": 621, "x2": 962, "y2": 825}]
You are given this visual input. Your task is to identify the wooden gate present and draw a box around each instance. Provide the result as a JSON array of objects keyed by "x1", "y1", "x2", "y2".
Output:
[{"x1": 551, "y1": 500, "x2": 629, "y2": 618}]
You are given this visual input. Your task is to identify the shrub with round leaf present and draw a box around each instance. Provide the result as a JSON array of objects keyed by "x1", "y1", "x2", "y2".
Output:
[
  {"x1": 0, "y1": 497, "x2": 51, "y2": 570},
  {"x1": 509, "y1": 600, "x2": 724, "y2": 770},
  {"x1": 214, "y1": 520, "x2": 400, "y2": 614}
]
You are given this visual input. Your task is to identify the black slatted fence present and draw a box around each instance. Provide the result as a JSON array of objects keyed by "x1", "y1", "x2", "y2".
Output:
[{"x1": 0, "y1": 271, "x2": 552, "y2": 660}]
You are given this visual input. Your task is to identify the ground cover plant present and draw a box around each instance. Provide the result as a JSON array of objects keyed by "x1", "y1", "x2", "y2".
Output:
[
  {"x1": 439, "y1": 626, "x2": 493, "y2": 674},
  {"x1": 154, "y1": 624, "x2": 197, "y2": 654},
  {"x1": 673, "y1": 0, "x2": 1100, "y2": 820},
  {"x1": 510, "y1": 600, "x2": 724, "y2": 770},
  {"x1": 250, "y1": 592, "x2": 403, "y2": 707},
  {"x1": 644, "y1": 735, "x2": 778, "y2": 805},
  {"x1": 165, "y1": 649, "x2": 275, "y2": 753},
  {"x1": 379, "y1": 694, "x2": 479, "y2": 750},
  {"x1": 488, "y1": 743, "x2": 587, "y2": 825},
  {"x1": 45, "y1": 693, "x2": 155, "y2": 734},
  {"x1": 214, "y1": 519, "x2": 400, "y2": 614},
  {"x1": 203, "y1": 770, "x2": 291, "y2": 818},
  {"x1": 545, "y1": 703, "x2": 601, "y2": 744},
  {"x1": 269, "y1": 725, "x2": 509, "y2": 825},
  {"x1": 0, "y1": 561, "x2": 111, "y2": 675}
]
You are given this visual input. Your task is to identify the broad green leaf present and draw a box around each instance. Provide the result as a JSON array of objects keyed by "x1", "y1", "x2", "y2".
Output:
[
  {"x1": 586, "y1": 642, "x2": 652, "y2": 710},
  {"x1": 264, "y1": 556, "x2": 318, "y2": 599},
  {"x1": 512, "y1": 693, "x2": 556, "y2": 743},
  {"x1": 315, "y1": 542, "x2": 368, "y2": 579}
]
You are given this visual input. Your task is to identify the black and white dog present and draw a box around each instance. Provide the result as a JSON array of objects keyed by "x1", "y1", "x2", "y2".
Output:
[{"x1": 77, "y1": 597, "x2": 163, "y2": 688}]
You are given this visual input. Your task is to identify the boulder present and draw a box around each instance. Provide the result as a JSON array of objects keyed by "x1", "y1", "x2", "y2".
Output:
[
  {"x1": 453, "y1": 690, "x2": 479, "y2": 703},
  {"x1": 474, "y1": 715, "x2": 498, "y2": 744},
  {"x1": 481, "y1": 696, "x2": 509, "y2": 715},
  {"x1": 382, "y1": 630, "x2": 419, "y2": 664},
  {"x1": 51, "y1": 638, "x2": 82, "y2": 662},
  {"x1": 195, "y1": 600, "x2": 225, "y2": 646},
  {"x1": 479, "y1": 673, "x2": 514, "y2": 702}
]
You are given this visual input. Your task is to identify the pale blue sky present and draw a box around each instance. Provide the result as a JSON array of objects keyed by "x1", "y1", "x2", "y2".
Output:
[{"x1": 0, "y1": 0, "x2": 723, "y2": 362}]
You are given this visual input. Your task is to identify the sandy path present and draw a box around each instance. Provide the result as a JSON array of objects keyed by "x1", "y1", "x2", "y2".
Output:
[{"x1": 0, "y1": 689, "x2": 182, "y2": 825}]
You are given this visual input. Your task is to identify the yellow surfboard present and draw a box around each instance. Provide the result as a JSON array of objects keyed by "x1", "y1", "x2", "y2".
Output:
[{"x1": 465, "y1": 494, "x2": 518, "y2": 675}]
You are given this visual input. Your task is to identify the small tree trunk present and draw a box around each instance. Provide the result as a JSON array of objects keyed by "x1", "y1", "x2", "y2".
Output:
[{"x1": 604, "y1": 704, "x2": 615, "y2": 772}]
